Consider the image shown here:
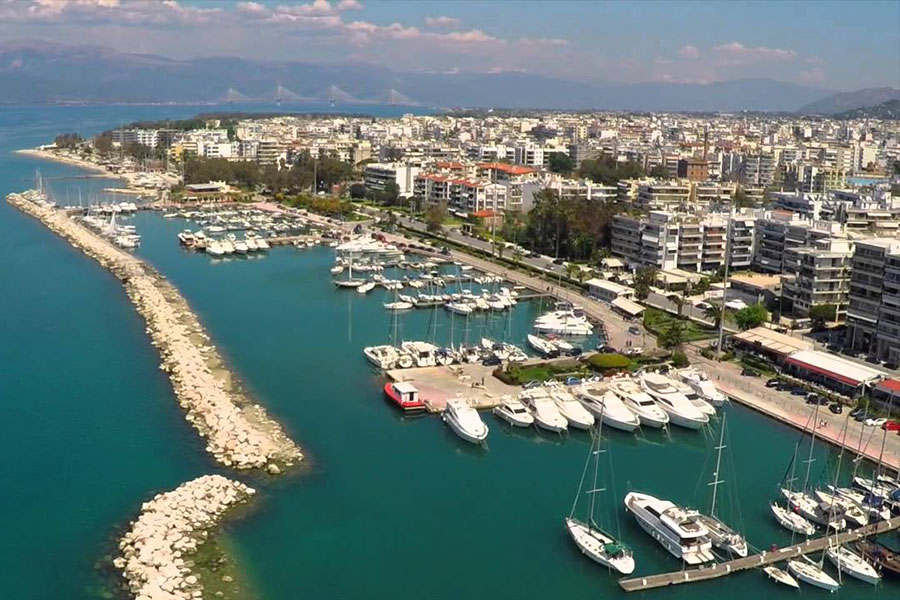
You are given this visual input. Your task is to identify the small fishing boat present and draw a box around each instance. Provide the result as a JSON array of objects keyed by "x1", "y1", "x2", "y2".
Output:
[
  {"x1": 492, "y1": 398, "x2": 534, "y2": 428},
  {"x1": 330, "y1": 265, "x2": 345, "y2": 275},
  {"x1": 383, "y1": 381, "x2": 425, "y2": 412},
  {"x1": 763, "y1": 566, "x2": 799, "y2": 589},
  {"x1": 442, "y1": 398, "x2": 488, "y2": 444}
]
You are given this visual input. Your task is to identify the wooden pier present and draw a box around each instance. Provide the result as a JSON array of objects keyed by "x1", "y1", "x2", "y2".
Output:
[{"x1": 619, "y1": 516, "x2": 900, "y2": 592}]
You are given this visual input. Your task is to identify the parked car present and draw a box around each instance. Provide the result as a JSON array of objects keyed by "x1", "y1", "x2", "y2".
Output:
[
  {"x1": 828, "y1": 403, "x2": 843, "y2": 414},
  {"x1": 695, "y1": 301, "x2": 713, "y2": 311},
  {"x1": 599, "y1": 345, "x2": 619, "y2": 354},
  {"x1": 766, "y1": 378, "x2": 781, "y2": 388},
  {"x1": 741, "y1": 368, "x2": 759, "y2": 377},
  {"x1": 854, "y1": 411, "x2": 870, "y2": 422},
  {"x1": 481, "y1": 355, "x2": 501, "y2": 367},
  {"x1": 628, "y1": 326, "x2": 641, "y2": 335},
  {"x1": 790, "y1": 387, "x2": 807, "y2": 396},
  {"x1": 806, "y1": 394, "x2": 821, "y2": 405},
  {"x1": 882, "y1": 420, "x2": 900, "y2": 432},
  {"x1": 865, "y1": 417, "x2": 888, "y2": 427}
]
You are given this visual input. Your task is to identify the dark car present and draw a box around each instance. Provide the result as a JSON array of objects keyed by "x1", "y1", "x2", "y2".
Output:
[
  {"x1": 599, "y1": 345, "x2": 619, "y2": 354},
  {"x1": 805, "y1": 394, "x2": 820, "y2": 404},
  {"x1": 829, "y1": 403, "x2": 843, "y2": 414},
  {"x1": 527, "y1": 252, "x2": 539, "y2": 258},
  {"x1": 552, "y1": 258, "x2": 565, "y2": 265},
  {"x1": 481, "y1": 355, "x2": 501, "y2": 367},
  {"x1": 854, "y1": 411, "x2": 869, "y2": 422},
  {"x1": 866, "y1": 355, "x2": 880, "y2": 364},
  {"x1": 741, "y1": 368, "x2": 759, "y2": 377},
  {"x1": 628, "y1": 326, "x2": 641, "y2": 335},
  {"x1": 849, "y1": 407, "x2": 863, "y2": 418},
  {"x1": 790, "y1": 387, "x2": 807, "y2": 396}
]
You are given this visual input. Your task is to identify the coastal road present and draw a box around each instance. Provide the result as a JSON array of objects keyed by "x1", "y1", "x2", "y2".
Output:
[{"x1": 687, "y1": 345, "x2": 900, "y2": 471}]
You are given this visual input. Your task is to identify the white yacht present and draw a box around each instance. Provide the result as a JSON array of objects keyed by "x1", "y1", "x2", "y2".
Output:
[
  {"x1": 676, "y1": 368, "x2": 727, "y2": 407},
  {"x1": 526, "y1": 333, "x2": 559, "y2": 357},
  {"x1": 401, "y1": 341, "x2": 438, "y2": 367},
  {"x1": 575, "y1": 385, "x2": 640, "y2": 432},
  {"x1": 356, "y1": 281, "x2": 376, "y2": 294},
  {"x1": 384, "y1": 300, "x2": 414, "y2": 311},
  {"x1": 363, "y1": 345, "x2": 398, "y2": 370},
  {"x1": 825, "y1": 545, "x2": 881, "y2": 585},
  {"x1": 492, "y1": 398, "x2": 534, "y2": 428},
  {"x1": 520, "y1": 389, "x2": 568, "y2": 433},
  {"x1": 244, "y1": 238, "x2": 259, "y2": 252},
  {"x1": 623, "y1": 492, "x2": 715, "y2": 565},
  {"x1": 548, "y1": 388, "x2": 595, "y2": 430},
  {"x1": 256, "y1": 238, "x2": 270, "y2": 251},
  {"x1": 607, "y1": 377, "x2": 669, "y2": 429},
  {"x1": 233, "y1": 240, "x2": 249, "y2": 254},
  {"x1": 445, "y1": 301, "x2": 475, "y2": 315},
  {"x1": 442, "y1": 399, "x2": 488, "y2": 444},
  {"x1": 206, "y1": 240, "x2": 225, "y2": 257},
  {"x1": 813, "y1": 489, "x2": 868, "y2": 527},
  {"x1": 787, "y1": 558, "x2": 840, "y2": 592},
  {"x1": 763, "y1": 566, "x2": 799, "y2": 589},
  {"x1": 827, "y1": 485, "x2": 892, "y2": 522},
  {"x1": 639, "y1": 373, "x2": 709, "y2": 430},
  {"x1": 673, "y1": 379, "x2": 716, "y2": 418},
  {"x1": 770, "y1": 503, "x2": 817, "y2": 536},
  {"x1": 330, "y1": 264, "x2": 345, "y2": 275}
]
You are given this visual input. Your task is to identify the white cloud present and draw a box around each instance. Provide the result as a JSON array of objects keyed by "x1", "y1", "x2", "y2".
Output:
[
  {"x1": 425, "y1": 15, "x2": 460, "y2": 28},
  {"x1": 678, "y1": 44, "x2": 699, "y2": 59},
  {"x1": 712, "y1": 41, "x2": 797, "y2": 65}
]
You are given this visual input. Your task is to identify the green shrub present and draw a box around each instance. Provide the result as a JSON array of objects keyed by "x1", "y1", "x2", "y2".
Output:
[
  {"x1": 700, "y1": 347, "x2": 715, "y2": 359},
  {"x1": 672, "y1": 351, "x2": 689, "y2": 368},
  {"x1": 588, "y1": 354, "x2": 631, "y2": 370}
]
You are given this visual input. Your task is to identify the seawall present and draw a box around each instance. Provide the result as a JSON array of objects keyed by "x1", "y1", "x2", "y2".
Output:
[{"x1": 7, "y1": 189, "x2": 302, "y2": 472}]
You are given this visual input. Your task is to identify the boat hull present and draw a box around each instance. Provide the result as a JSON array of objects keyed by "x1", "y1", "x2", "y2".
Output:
[
  {"x1": 492, "y1": 406, "x2": 533, "y2": 428},
  {"x1": 565, "y1": 518, "x2": 635, "y2": 575},
  {"x1": 442, "y1": 412, "x2": 488, "y2": 444}
]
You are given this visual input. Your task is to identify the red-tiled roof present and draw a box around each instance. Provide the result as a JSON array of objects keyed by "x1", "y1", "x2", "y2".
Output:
[
  {"x1": 877, "y1": 378, "x2": 900, "y2": 393},
  {"x1": 472, "y1": 210, "x2": 496, "y2": 218}
]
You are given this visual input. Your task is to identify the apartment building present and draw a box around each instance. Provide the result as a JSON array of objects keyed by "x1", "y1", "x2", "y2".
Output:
[
  {"x1": 112, "y1": 128, "x2": 160, "y2": 148},
  {"x1": 414, "y1": 174, "x2": 508, "y2": 213},
  {"x1": 728, "y1": 216, "x2": 757, "y2": 269},
  {"x1": 781, "y1": 238, "x2": 853, "y2": 320},
  {"x1": 754, "y1": 210, "x2": 844, "y2": 273},
  {"x1": 256, "y1": 140, "x2": 286, "y2": 166},
  {"x1": 741, "y1": 154, "x2": 776, "y2": 186},
  {"x1": 846, "y1": 238, "x2": 900, "y2": 361},
  {"x1": 635, "y1": 181, "x2": 691, "y2": 210},
  {"x1": 364, "y1": 162, "x2": 420, "y2": 196}
]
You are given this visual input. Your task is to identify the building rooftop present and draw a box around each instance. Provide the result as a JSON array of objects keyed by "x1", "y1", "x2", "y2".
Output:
[
  {"x1": 732, "y1": 327, "x2": 813, "y2": 356},
  {"x1": 729, "y1": 273, "x2": 783, "y2": 290},
  {"x1": 786, "y1": 350, "x2": 884, "y2": 387}
]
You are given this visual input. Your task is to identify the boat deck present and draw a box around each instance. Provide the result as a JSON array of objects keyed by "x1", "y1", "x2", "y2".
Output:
[{"x1": 618, "y1": 516, "x2": 900, "y2": 592}]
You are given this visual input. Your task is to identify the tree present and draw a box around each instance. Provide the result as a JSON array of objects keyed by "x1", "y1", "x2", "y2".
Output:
[
  {"x1": 733, "y1": 303, "x2": 769, "y2": 330},
  {"x1": 667, "y1": 293, "x2": 685, "y2": 318},
  {"x1": 658, "y1": 321, "x2": 686, "y2": 348},
  {"x1": 671, "y1": 350, "x2": 690, "y2": 368},
  {"x1": 349, "y1": 183, "x2": 367, "y2": 199},
  {"x1": 579, "y1": 153, "x2": 645, "y2": 185},
  {"x1": 548, "y1": 152, "x2": 575, "y2": 174},
  {"x1": 633, "y1": 266, "x2": 658, "y2": 301},
  {"x1": 693, "y1": 277, "x2": 711, "y2": 295},
  {"x1": 54, "y1": 133, "x2": 83, "y2": 149},
  {"x1": 703, "y1": 303, "x2": 723, "y2": 328},
  {"x1": 425, "y1": 202, "x2": 448, "y2": 233},
  {"x1": 93, "y1": 133, "x2": 113, "y2": 155},
  {"x1": 384, "y1": 211, "x2": 398, "y2": 231},
  {"x1": 809, "y1": 303, "x2": 837, "y2": 325},
  {"x1": 648, "y1": 165, "x2": 669, "y2": 178},
  {"x1": 380, "y1": 181, "x2": 400, "y2": 206}
]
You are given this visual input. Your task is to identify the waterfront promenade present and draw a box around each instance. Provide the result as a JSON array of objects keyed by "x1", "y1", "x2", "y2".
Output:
[{"x1": 7, "y1": 190, "x2": 301, "y2": 472}]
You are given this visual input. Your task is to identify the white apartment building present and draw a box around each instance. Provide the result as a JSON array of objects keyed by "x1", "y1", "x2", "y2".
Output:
[
  {"x1": 256, "y1": 140, "x2": 286, "y2": 166},
  {"x1": 781, "y1": 238, "x2": 853, "y2": 320},
  {"x1": 635, "y1": 181, "x2": 691, "y2": 210},
  {"x1": 846, "y1": 238, "x2": 900, "y2": 361},
  {"x1": 364, "y1": 163, "x2": 420, "y2": 197},
  {"x1": 753, "y1": 210, "x2": 844, "y2": 273},
  {"x1": 414, "y1": 174, "x2": 508, "y2": 213},
  {"x1": 112, "y1": 128, "x2": 159, "y2": 148},
  {"x1": 514, "y1": 143, "x2": 544, "y2": 168}
]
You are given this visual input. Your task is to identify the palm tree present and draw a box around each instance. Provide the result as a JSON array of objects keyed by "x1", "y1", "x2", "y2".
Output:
[
  {"x1": 667, "y1": 293, "x2": 685, "y2": 318},
  {"x1": 565, "y1": 262, "x2": 580, "y2": 281},
  {"x1": 703, "y1": 303, "x2": 723, "y2": 328}
]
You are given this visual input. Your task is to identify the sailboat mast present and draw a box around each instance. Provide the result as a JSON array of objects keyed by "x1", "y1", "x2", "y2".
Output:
[
  {"x1": 709, "y1": 414, "x2": 727, "y2": 518},
  {"x1": 802, "y1": 400, "x2": 822, "y2": 492},
  {"x1": 588, "y1": 424, "x2": 602, "y2": 532}
]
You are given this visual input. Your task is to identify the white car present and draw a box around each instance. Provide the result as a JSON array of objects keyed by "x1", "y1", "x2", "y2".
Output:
[{"x1": 865, "y1": 417, "x2": 888, "y2": 427}]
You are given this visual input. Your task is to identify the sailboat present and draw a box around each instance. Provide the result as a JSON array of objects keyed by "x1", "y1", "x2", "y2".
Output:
[
  {"x1": 565, "y1": 420, "x2": 635, "y2": 575},
  {"x1": 334, "y1": 259, "x2": 365, "y2": 288},
  {"x1": 695, "y1": 415, "x2": 749, "y2": 557},
  {"x1": 786, "y1": 556, "x2": 840, "y2": 592},
  {"x1": 762, "y1": 565, "x2": 799, "y2": 589}
]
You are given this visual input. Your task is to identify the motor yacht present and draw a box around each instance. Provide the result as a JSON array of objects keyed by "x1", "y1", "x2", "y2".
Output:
[
  {"x1": 672, "y1": 380, "x2": 716, "y2": 418},
  {"x1": 383, "y1": 381, "x2": 425, "y2": 412},
  {"x1": 787, "y1": 558, "x2": 840, "y2": 592},
  {"x1": 357, "y1": 281, "x2": 376, "y2": 294},
  {"x1": 442, "y1": 399, "x2": 488, "y2": 444},
  {"x1": 825, "y1": 545, "x2": 881, "y2": 585},
  {"x1": 256, "y1": 238, "x2": 270, "y2": 251},
  {"x1": 520, "y1": 389, "x2": 568, "y2": 433},
  {"x1": 206, "y1": 240, "x2": 225, "y2": 257},
  {"x1": 639, "y1": 373, "x2": 709, "y2": 430},
  {"x1": 575, "y1": 385, "x2": 640, "y2": 432},
  {"x1": 770, "y1": 502, "x2": 816, "y2": 536},
  {"x1": 676, "y1": 368, "x2": 727, "y2": 407},
  {"x1": 363, "y1": 345, "x2": 398, "y2": 370},
  {"x1": 548, "y1": 388, "x2": 595, "y2": 430},
  {"x1": 607, "y1": 377, "x2": 669, "y2": 429},
  {"x1": 491, "y1": 396, "x2": 533, "y2": 427},
  {"x1": 401, "y1": 341, "x2": 438, "y2": 367},
  {"x1": 623, "y1": 492, "x2": 715, "y2": 565},
  {"x1": 234, "y1": 240, "x2": 249, "y2": 254}
]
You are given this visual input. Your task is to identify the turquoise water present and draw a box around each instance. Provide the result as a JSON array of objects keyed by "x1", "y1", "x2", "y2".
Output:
[{"x1": 1, "y1": 106, "x2": 887, "y2": 599}]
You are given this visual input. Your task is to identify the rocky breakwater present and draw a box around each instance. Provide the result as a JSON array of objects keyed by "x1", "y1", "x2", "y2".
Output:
[
  {"x1": 7, "y1": 191, "x2": 302, "y2": 471},
  {"x1": 115, "y1": 475, "x2": 254, "y2": 600}
]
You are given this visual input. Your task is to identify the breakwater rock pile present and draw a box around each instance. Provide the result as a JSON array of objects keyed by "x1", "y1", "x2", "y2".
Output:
[
  {"x1": 114, "y1": 475, "x2": 254, "y2": 600},
  {"x1": 7, "y1": 191, "x2": 302, "y2": 471}
]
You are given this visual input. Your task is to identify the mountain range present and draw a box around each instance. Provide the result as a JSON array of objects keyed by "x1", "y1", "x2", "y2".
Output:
[
  {"x1": 797, "y1": 87, "x2": 900, "y2": 115},
  {"x1": 0, "y1": 39, "x2": 889, "y2": 113}
]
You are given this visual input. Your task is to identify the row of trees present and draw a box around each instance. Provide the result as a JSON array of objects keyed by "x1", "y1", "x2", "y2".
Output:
[
  {"x1": 183, "y1": 151, "x2": 354, "y2": 194},
  {"x1": 546, "y1": 151, "x2": 668, "y2": 183}
]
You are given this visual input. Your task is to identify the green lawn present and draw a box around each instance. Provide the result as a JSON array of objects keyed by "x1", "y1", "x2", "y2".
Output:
[
  {"x1": 495, "y1": 361, "x2": 586, "y2": 385},
  {"x1": 643, "y1": 308, "x2": 717, "y2": 342}
]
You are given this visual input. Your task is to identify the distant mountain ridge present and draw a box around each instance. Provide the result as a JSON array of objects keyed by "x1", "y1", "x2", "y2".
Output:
[
  {"x1": 0, "y1": 39, "x2": 850, "y2": 112},
  {"x1": 797, "y1": 87, "x2": 900, "y2": 114},
  {"x1": 833, "y1": 99, "x2": 900, "y2": 120}
]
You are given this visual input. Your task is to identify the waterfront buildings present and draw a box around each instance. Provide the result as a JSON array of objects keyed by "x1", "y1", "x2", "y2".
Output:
[{"x1": 846, "y1": 238, "x2": 900, "y2": 362}]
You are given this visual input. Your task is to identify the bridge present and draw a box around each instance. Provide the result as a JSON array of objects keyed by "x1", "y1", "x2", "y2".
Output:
[{"x1": 619, "y1": 515, "x2": 900, "y2": 592}]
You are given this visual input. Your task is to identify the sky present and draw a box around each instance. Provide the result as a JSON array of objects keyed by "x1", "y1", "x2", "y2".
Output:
[{"x1": 0, "y1": 0, "x2": 898, "y2": 90}]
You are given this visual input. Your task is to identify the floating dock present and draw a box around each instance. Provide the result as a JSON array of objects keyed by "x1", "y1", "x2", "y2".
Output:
[{"x1": 619, "y1": 516, "x2": 900, "y2": 592}]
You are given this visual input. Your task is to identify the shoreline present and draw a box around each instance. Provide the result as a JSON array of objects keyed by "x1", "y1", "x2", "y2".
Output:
[
  {"x1": 15, "y1": 147, "x2": 180, "y2": 190},
  {"x1": 7, "y1": 189, "x2": 302, "y2": 472}
]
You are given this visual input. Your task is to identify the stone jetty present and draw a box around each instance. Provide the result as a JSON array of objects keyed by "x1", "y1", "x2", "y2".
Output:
[
  {"x1": 7, "y1": 190, "x2": 302, "y2": 471},
  {"x1": 115, "y1": 475, "x2": 254, "y2": 600}
]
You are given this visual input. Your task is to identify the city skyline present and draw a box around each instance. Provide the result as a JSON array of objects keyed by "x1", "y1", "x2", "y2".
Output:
[{"x1": 0, "y1": 0, "x2": 897, "y2": 91}]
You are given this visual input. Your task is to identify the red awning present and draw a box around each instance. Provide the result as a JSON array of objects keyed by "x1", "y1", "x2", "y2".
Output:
[{"x1": 785, "y1": 357, "x2": 860, "y2": 386}]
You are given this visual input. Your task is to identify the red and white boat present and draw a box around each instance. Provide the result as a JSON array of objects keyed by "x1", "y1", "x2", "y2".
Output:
[{"x1": 384, "y1": 381, "x2": 426, "y2": 412}]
